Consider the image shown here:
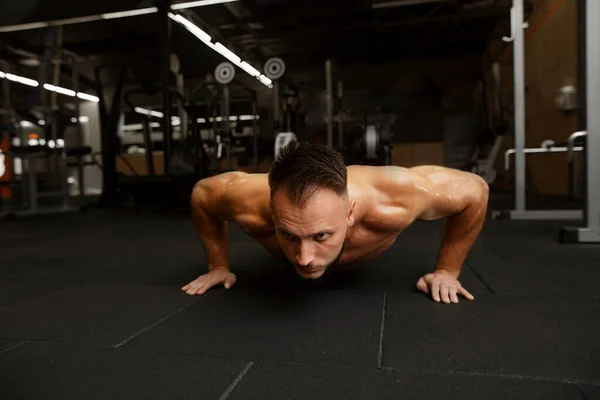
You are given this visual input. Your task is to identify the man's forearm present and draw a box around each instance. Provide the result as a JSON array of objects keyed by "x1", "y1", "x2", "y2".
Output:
[
  {"x1": 434, "y1": 194, "x2": 488, "y2": 277},
  {"x1": 190, "y1": 179, "x2": 232, "y2": 272},
  {"x1": 192, "y1": 204, "x2": 230, "y2": 271}
]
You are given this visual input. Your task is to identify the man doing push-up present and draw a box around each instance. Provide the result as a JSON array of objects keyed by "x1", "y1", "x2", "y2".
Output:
[{"x1": 183, "y1": 142, "x2": 488, "y2": 304}]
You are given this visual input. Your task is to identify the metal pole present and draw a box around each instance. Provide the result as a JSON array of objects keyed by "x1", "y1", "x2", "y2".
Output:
[
  {"x1": 72, "y1": 58, "x2": 83, "y2": 205},
  {"x1": 560, "y1": 0, "x2": 600, "y2": 243},
  {"x1": 584, "y1": 0, "x2": 600, "y2": 235},
  {"x1": 159, "y1": 1, "x2": 172, "y2": 176},
  {"x1": 325, "y1": 60, "x2": 334, "y2": 148},
  {"x1": 176, "y1": 73, "x2": 187, "y2": 138},
  {"x1": 273, "y1": 81, "x2": 280, "y2": 133},
  {"x1": 60, "y1": 149, "x2": 69, "y2": 209},
  {"x1": 337, "y1": 80, "x2": 344, "y2": 149},
  {"x1": 513, "y1": 0, "x2": 526, "y2": 212},
  {"x1": 1, "y1": 61, "x2": 12, "y2": 122},
  {"x1": 142, "y1": 117, "x2": 155, "y2": 175},
  {"x1": 577, "y1": 0, "x2": 587, "y2": 200},
  {"x1": 252, "y1": 98, "x2": 258, "y2": 172},
  {"x1": 223, "y1": 84, "x2": 231, "y2": 170},
  {"x1": 27, "y1": 155, "x2": 37, "y2": 213}
]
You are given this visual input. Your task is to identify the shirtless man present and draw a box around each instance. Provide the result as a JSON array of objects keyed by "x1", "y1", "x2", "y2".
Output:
[{"x1": 182, "y1": 141, "x2": 489, "y2": 304}]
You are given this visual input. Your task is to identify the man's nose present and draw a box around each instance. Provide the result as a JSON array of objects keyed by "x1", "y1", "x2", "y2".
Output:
[{"x1": 296, "y1": 242, "x2": 315, "y2": 266}]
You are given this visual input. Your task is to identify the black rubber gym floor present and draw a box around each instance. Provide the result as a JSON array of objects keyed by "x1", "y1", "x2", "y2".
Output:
[{"x1": 1, "y1": 199, "x2": 599, "y2": 399}]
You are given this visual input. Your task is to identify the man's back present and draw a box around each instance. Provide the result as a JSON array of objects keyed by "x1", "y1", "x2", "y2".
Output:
[{"x1": 189, "y1": 166, "x2": 423, "y2": 260}]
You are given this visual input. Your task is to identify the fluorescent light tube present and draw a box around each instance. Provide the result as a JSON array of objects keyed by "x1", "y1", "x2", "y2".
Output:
[
  {"x1": 258, "y1": 75, "x2": 272, "y2": 86},
  {"x1": 6, "y1": 73, "x2": 39, "y2": 87},
  {"x1": 44, "y1": 83, "x2": 76, "y2": 96},
  {"x1": 102, "y1": 8, "x2": 158, "y2": 20},
  {"x1": 239, "y1": 61, "x2": 260, "y2": 77},
  {"x1": 77, "y1": 92, "x2": 100, "y2": 102},
  {"x1": 214, "y1": 43, "x2": 242, "y2": 64},
  {"x1": 134, "y1": 107, "x2": 164, "y2": 118},
  {"x1": 170, "y1": 13, "x2": 211, "y2": 42},
  {"x1": 172, "y1": 0, "x2": 239, "y2": 10}
]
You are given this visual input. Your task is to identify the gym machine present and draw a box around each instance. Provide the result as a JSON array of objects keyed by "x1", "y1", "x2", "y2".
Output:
[
  {"x1": 323, "y1": 60, "x2": 394, "y2": 166},
  {"x1": 213, "y1": 62, "x2": 235, "y2": 171},
  {"x1": 492, "y1": 0, "x2": 583, "y2": 221},
  {"x1": 186, "y1": 64, "x2": 262, "y2": 173},
  {"x1": 116, "y1": 79, "x2": 205, "y2": 210},
  {"x1": 468, "y1": 63, "x2": 508, "y2": 185},
  {"x1": 497, "y1": 135, "x2": 585, "y2": 220},
  {"x1": 560, "y1": 0, "x2": 600, "y2": 243},
  {"x1": 264, "y1": 57, "x2": 299, "y2": 158},
  {"x1": 0, "y1": 56, "x2": 91, "y2": 219}
]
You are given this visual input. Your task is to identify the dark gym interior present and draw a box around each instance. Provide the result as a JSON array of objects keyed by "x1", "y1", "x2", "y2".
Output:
[{"x1": 1, "y1": 0, "x2": 599, "y2": 399}]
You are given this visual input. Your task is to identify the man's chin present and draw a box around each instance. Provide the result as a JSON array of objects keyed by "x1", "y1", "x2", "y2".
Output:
[{"x1": 295, "y1": 265, "x2": 327, "y2": 280}]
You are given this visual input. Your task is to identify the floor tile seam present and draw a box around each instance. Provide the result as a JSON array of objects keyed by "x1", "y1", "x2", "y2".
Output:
[{"x1": 378, "y1": 365, "x2": 600, "y2": 386}]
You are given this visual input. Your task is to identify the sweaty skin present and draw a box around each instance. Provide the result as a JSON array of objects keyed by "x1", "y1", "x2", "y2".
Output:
[{"x1": 183, "y1": 165, "x2": 489, "y2": 304}]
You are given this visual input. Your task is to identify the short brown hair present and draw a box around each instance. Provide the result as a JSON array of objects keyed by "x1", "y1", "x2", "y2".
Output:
[{"x1": 268, "y1": 141, "x2": 348, "y2": 206}]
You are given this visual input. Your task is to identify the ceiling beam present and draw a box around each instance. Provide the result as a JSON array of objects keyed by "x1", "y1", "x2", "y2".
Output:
[{"x1": 229, "y1": 3, "x2": 509, "y2": 43}]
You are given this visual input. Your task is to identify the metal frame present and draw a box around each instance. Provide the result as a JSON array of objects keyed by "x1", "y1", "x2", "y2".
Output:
[
  {"x1": 325, "y1": 60, "x2": 334, "y2": 148},
  {"x1": 561, "y1": 0, "x2": 600, "y2": 243},
  {"x1": 159, "y1": 2, "x2": 173, "y2": 176},
  {"x1": 513, "y1": 0, "x2": 526, "y2": 213},
  {"x1": 493, "y1": 0, "x2": 584, "y2": 221}
]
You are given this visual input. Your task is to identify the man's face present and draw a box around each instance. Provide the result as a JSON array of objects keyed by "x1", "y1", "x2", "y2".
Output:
[{"x1": 271, "y1": 188, "x2": 354, "y2": 280}]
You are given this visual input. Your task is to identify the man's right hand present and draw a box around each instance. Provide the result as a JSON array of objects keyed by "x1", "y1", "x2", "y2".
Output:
[{"x1": 182, "y1": 267, "x2": 237, "y2": 296}]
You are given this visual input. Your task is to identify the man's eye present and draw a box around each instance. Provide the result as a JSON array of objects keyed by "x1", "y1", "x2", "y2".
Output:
[
  {"x1": 282, "y1": 232, "x2": 293, "y2": 239},
  {"x1": 314, "y1": 233, "x2": 328, "y2": 241}
]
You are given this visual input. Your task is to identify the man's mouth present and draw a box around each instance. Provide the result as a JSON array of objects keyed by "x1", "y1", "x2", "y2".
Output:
[{"x1": 297, "y1": 265, "x2": 321, "y2": 273}]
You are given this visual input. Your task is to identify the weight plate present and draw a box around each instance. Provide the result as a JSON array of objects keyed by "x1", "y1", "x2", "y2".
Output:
[
  {"x1": 263, "y1": 57, "x2": 286, "y2": 80},
  {"x1": 215, "y1": 62, "x2": 235, "y2": 84}
]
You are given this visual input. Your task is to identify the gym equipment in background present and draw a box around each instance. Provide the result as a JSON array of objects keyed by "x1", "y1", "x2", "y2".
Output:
[
  {"x1": 214, "y1": 62, "x2": 235, "y2": 171},
  {"x1": 495, "y1": 134, "x2": 585, "y2": 220},
  {"x1": 264, "y1": 57, "x2": 289, "y2": 142},
  {"x1": 493, "y1": 0, "x2": 596, "y2": 229},
  {"x1": 115, "y1": 77, "x2": 205, "y2": 211},
  {"x1": 560, "y1": 0, "x2": 600, "y2": 243},
  {"x1": 0, "y1": 55, "x2": 91, "y2": 218},
  {"x1": 468, "y1": 63, "x2": 508, "y2": 185}
]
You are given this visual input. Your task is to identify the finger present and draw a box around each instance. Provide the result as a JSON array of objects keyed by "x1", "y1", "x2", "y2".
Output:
[
  {"x1": 431, "y1": 281, "x2": 441, "y2": 302},
  {"x1": 195, "y1": 285, "x2": 209, "y2": 295},
  {"x1": 224, "y1": 275, "x2": 236, "y2": 289},
  {"x1": 182, "y1": 284, "x2": 190, "y2": 291},
  {"x1": 416, "y1": 278, "x2": 429, "y2": 294},
  {"x1": 450, "y1": 287, "x2": 459, "y2": 304},
  {"x1": 441, "y1": 286, "x2": 450, "y2": 304},
  {"x1": 186, "y1": 285, "x2": 200, "y2": 295},
  {"x1": 187, "y1": 283, "x2": 205, "y2": 295},
  {"x1": 458, "y1": 287, "x2": 475, "y2": 300}
]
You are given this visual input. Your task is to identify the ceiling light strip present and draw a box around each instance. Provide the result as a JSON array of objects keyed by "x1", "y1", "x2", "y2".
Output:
[
  {"x1": 0, "y1": 0, "x2": 239, "y2": 33},
  {"x1": 0, "y1": 71, "x2": 99, "y2": 102},
  {"x1": 170, "y1": 14, "x2": 272, "y2": 88}
]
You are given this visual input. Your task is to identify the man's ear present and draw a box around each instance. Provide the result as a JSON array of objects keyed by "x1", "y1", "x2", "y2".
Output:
[{"x1": 347, "y1": 199, "x2": 356, "y2": 226}]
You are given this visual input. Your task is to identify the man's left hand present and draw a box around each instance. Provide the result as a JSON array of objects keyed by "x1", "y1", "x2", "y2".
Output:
[{"x1": 416, "y1": 270, "x2": 474, "y2": 304}]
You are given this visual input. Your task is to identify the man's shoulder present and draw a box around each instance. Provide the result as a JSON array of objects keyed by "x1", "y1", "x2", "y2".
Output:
[
  {"x1": 193, "y1": 171, "x2": 271, "y2": 221},
  {"x1": 348, "y1": 165, "x2": 427, "y2": 231},
  {"x1": 347, "y1": 165, "x2": 424, "y2": 195}
]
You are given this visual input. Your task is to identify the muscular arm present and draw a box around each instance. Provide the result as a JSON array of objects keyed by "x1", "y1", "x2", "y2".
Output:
[
  {"x1": 183, "y1": 172, "x2": 252, "y2": 295},
  {"x1": 189, "y1": 171, "x2": 269, "y2": 271},
  {"x1": 414, "y1": 166, "x2": 488, "y2": 277},
  {"x1": 381, "y1": 166, "x2": 489, "y2": 277},
  {"x1": 190, "y1": 174, "x2": 234, "y2": 271}
]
